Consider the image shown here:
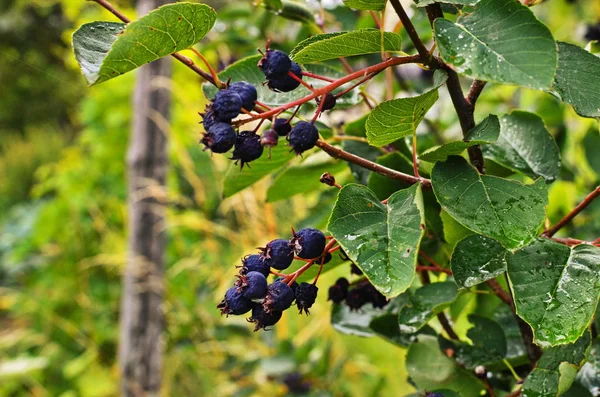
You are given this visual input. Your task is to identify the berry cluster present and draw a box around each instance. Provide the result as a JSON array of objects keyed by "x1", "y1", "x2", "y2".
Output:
[
  {"x1": 328, "y1": 273, "x2": 389, "y2": 311},
  {"x1": 201, "y1": 48, "x2": 332, "y2": 165},
  {"x1": 217, "y1": 228, "x2": 333, "y2": 331}
]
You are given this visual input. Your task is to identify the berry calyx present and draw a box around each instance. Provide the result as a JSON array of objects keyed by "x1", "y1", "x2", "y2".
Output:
[
  {"x1": 258, "y1": 49, "x2": 292, "y2": 79},
  {"x1": 328, "y1": 278, "x2": 349, "y2": 303},
  {"x1": 260, "y1": 239, "x2": 294, "y2": 270},
  {"x1": 263, "y1": 280, "x2": 295, "y2": 312},
  {"x1": 291, "y1": 227, "x2": 326, "y2": 259},
  {"x1": 229, "y1": 81, "x2": 257, "y2": 111},
  {"x1": 240, "y1": 254, "x2": 270, "y2": 277},
  {"x1": 295, "y1": 282, "x2": 318, "y2": 314},
  {"x1": 231, "y1": 131, "x2": 264, "y2": 169},
  {"x1": 248, "y1": 304, "x2": 283, "y2": 331},
  {"x1": 212, "y1": 89, "x2": 243, "y2": 121},
  {"x1": 217, "y1": 287, "x2": 254, "y2": 316},
  {"x1": 267, "y1": 62, "x2": 303, "y2": 93},
  {"x1": 201, "y1": 122, "x2": 237, "y2": 154},
  {"x1": 288, "y1": 121, "x2": 319, "y2": 155},
  {"x1": 236, "y1": 271, "x2": 268, "y2": 300},
  {"x1": 273, "y1": 118, "x2": 292, "y2": 136}
]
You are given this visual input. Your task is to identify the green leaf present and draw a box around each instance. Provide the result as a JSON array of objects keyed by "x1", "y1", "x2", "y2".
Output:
[
  {"x1": 406, "y1": 335, "x2": 486, "y2": 397},
  {"x1": 369, "y1": 314, "x2": 436, "y2": 348},
  {"x1": 222, "y1": 142, "x2": 295, "y2": 198},
  {"x1": 482, "y1": 111, "x2": 561, "y2": 182},
  {"x1": 266, "y1": 154, "x2": 346, "y2": 202},
  {"x1": 441, "y1": 209, "x2": 474, "y2": 250},
  {"x1": 433, "y1": 0, "x2": 557, "y2": 90},
  {"x1": 203, "y1": 55, "x2": 360, "y2": 107},
  {"x1": 330, "y1": 302, "x2": 390, "y2": 337},
  {"x1": 327, "y1": 184, "x2": 425, "y2": 297},
  {"x1": 440, "y1": 315, "x2": 507, "y2": 369},
  {"x1": 290, "y1": 29, "x2": 402, "y2": 64},
  {"x1": 419, "y1": 114, "x2": 500, "y2": 163},
  {"x1": 72, "y1": 3, "x2": 217, "y2": 85},
  {"x1": 416, "y1": 0, "x2": 479, "y2": 6},
  {"x1": 397, "y1": 282, "x2": 460, "y2": 333},
  {"x1": 507, "y1": 239, "x2": 600, "y2": 347},
  {"x1": 367, "y1": 152, "x2": 414, "y2": 200},
  {"x1": 577, "y1": 339, "x2": 600, "y2": 395},
  {"x1": 552, "y1": 41, "x2": 600, "y2": 119},
  {"x1": 342, "y1": 0, "x2": 387, "y2": 11},
  {"x1": 365, "y1": 70, "x2": 448, "y2": 147},
  {"x1": 342, "y1": 140, "x2": 382, "y2": 184},
  {"x1": 431, "y1": 156, "x2": 548, "y2": 249},
  {"x1": 523, "y1": 331, "x2": 591, "y2": 397},
  {"x1": 450, "y1": 234, "x2": 507, "y2": 289},
  {"x1": 583, "y1": 129, "x2": 600, "y2": 177}
]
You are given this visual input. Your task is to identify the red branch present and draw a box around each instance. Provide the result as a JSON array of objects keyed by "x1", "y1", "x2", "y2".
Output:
[{"x1": 543, "y1": 186, "x2": 600, "y2": 237}]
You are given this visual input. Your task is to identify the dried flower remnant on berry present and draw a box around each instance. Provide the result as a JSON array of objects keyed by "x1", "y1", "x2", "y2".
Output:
[
  {"x1": 201, "y1": 122, "x2": 236, "y2": 154},
  {"x1": 240, "y1": 254, "x2": 270, "y2": 277},
  {"x1": 236, "y1": 271, "x2": 267, "y2": 300},
  {"x1": 295, "y1": 282, "x2": 318, "y2": 314},
  {"x1": 291, "y1": 227, "x2": 326, "y2": 259},
  {"x1": 248, "y1": 304, "x2": 283, "y2": 331},
  {"x1": 217, "y1": 287, "x2": 253, "y2": 316},
  {"x1": 231, "y1": 131, "x2": 264, "y2": 169},
  {"x1": 260, "y1": 239, "x2": 294, "y2": 270},
  {"x1": 263, "y1": 280, "x2": 295, "y2": 312}
]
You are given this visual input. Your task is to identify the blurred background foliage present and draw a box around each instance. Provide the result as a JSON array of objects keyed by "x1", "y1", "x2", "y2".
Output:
[{"x1": 0, "y1": 0, "x2": 599, "y2": 396}]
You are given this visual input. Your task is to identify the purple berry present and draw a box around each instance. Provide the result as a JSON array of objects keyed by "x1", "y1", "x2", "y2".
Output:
[
  {"x1": 288, "y1": 121, "x2": 319, "y2": 155},
  {"x1": 258, "y1": 49, "x2": 292, "y2": 79},
  {"x1": 295, "y1": 282, "x2": 318, "y2": 314},
  {"x1": 260, "y1": 239, "x2": 294, "y2": 270},
  {"x1": 212, "y1": 89, "x2": 243, "y2": 121},
  {"x1": 328, "y1": 278, "x2": 349, "y2": 303},
  {"x1": 231, "y1": 131, "x2": 264, "y2": 169},
  {"x1": 291, "y1": 228, "x2": 326, "y2": 259},
  {"x1": 263, "y1": 280, "x2": 295, "y2": 312},
  {"x1": 217, "y1": 287, "x2": 253, "y2": 316},
  {"x1": 240, "y1": 254, "x2": 270, "y2": 277},
  {"x1": 236, "y1": 271, "x2": 268, "y2": 300},
  {"x1": 260, "y1": 129, "x2": 279, "y2": 149},
  {"x1": 317, "y1": 93, "x2": 337, "y2": 111},
  {"x1": 248, "y1": 304, "x2": 283, "y2": 331},
  {"x1": 201, "y1": 122, "x2": 237, "y2": 153},
  {"x1": 200, "y1": 107, "x2": 217, "y2": 131},
  {"x1": 267, "y1": 62, "x2": 302, "y2": 93},
  {"x1": 345, "y1": 288, "x2": 368, "y2": 310},
  {"x1": 229, "y1": 81, "x2": 257, "y2": 111},
  {"x1": 273, "y1": 118, "x2": 292, "y2": 136},
  {"x1": 316, "y1": 252, "x2": 332, "y2": 265}
]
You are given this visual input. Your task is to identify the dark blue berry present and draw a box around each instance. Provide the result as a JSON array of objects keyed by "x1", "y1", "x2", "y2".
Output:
[
  {"x1": 237, "y1": 271, "x2": 268, "y2": 300},
  {"x1": 240, "y1": 254, "x2": 270, "y2": 277},
  {"x1": 328, "y1": 278, "x2": 349, "y2": 303},
  {"x1": 426, "y1": 393, "x2": 445, "y2": 397},
  {"x1": 248, "y1": 304, "x2": 283, "y2": 331},
  {"x1": 258, "y1": 49, "x2": 292, "y2": 79},
  {"x1": 263, "y1": 280, "x2": 295, "y2": 312},
  {"x1": 231, "y1": 131, "x2": 264, "y2": 169},
  {"x1": 200, "y1": 107, "x2": 217, "y2": 131},
  {"x1": 217, "y1": 287, "x2": 253, "y2": 316},
  {"x1": 273, "y1": 118, "x2": 292, "y2": 136},
  {"x1": 317, "y1": 252, "x2": 332, "y2": 265},
  {"x1": 201, "y1": 122, "x2": 236, "y2": 153},
  {"x1": 267, "y1": 62, "x2": 302, "y2": 93},
  {"x1": 229, "y1": 81, "x2": 257, "y2": 111},
  {"x1": 317, "y1": 93, "x2": 337, "y2": 111},
  {"x1": 295, "y1": 282, "x2": 318, "y2": 314},
  {"x1": 345, "y1": 288, "x2": 368, "y2": 310},
  {"x1": 260, "y1": 239, "x2": 294, "y2": 270},
  {"x1": 288, "y1": 121, "x2": 319, "y2": 155},
  {"x1": 212, "y1": 90, "x2": 243, "y2": 121},
  {"x1": 291, "y1": 228, "x2": 326, "y2": 259},
  {"x1": 282, "y1": 372, "x2": 311, "y2": 394}
]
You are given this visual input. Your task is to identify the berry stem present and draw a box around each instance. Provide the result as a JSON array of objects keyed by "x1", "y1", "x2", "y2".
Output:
[
  {"x1": 312, "y1": 93, "x2": 328, "y2": 123},
  {"x1": 301, "y1": 71, "x2": 335, "y2": 83},
  {"x1": 90, "y1": 0, "x2": 223, "y2": 88},
  {"x1": 334, "y1": 72, "x2": 379, "y2": 99},
  {"x1": 416, "y1": 265, "x2": 451, "y2": 275},
  {"x1": 411, "y1": 132, "x2": 420, "y2": 178},
  {"x1": 255, "y1": 100, "x2": 272, "y2": 111},
  {"x1": 189, "y1": 47, "x2": 222, "y2": 87},
  {"x1": 542, "y1": 185, "x2": 600, "y2": 237},
  {"x1": 328, "y1": 245, "x2": 341, "y2": 253}
]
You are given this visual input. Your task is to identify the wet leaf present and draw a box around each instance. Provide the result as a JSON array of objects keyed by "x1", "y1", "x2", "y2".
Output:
[
  {"x1": 342, "y1": 0, "x2": 387, "y2": 11},
  {"x1": 397, "y1": 282, "x2": 460, "y2": 333},
  {"x1": 451, "y1": 234, "x2": 507, "y2": 289}
]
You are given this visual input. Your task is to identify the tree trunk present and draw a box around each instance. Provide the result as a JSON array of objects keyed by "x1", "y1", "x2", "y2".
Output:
[{"x1": 119, "y1": 0, "x2": 172, "y2": 395}]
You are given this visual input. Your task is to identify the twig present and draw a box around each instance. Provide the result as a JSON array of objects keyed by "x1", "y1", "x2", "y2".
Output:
[
  {"x1": 389, "y1": 0, "x2": 430, "y2": 59},
  {"x1": 91, "y1": 0, "x2": 221, "y2": 87},
  {"x1": 416, "y1": 265, "x2": 452, "y2": 275},
  {"x1": 486, "y1": 279, "x2": 513, "y2": 307},
  {"x1": 316, "y1": 140, "x2": 432, "y2": 187},
  {"x1": 466, "y1": 80, "x2": 487, "y2": 109},
  {"x1": 438, "y1": 312, "x2": 459, "y2": 340},
  {"x1": 543, "y1": 186, "x2": 600, "y2": 237}
]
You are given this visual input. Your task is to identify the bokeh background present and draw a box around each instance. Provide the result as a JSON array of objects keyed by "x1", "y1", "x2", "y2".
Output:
[{"x1": 1, "y1": 0, "x2": 599, "y2": 396}]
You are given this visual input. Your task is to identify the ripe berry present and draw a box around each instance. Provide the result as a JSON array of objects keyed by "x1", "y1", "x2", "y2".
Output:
[
  {"x1": 248, "y1": 304, "x2": 283, "y2": 331},
  {"x1": 217, "y1": 287, "x2": 253, "y2": 316},
  {"x1": 258, "y1": 49, "x2": 292, "y2": 79},
  {"x1": 260, "y1": 239, "x2": 294, "y2": 270},
  {"x1": 236, "y1": 271, "x2": 268, "y2": 300},
  {"x1": 201, "y1": 122, "x2": 237, "y2": 154},
  {"x1": 364, "y1": 283, "x2": 388, "y2": 308},
  {"x1": 317, "y1": 93, "x2": 337, "y2": 111},
  {"x1": 268, "y1": 62, "x2": 303, "y2": 93},
  {"x1": 240, "y1": 254, "x2": 270, "y2": 277},
  {"x1": 231, "y1": 131, "x2": 264, "y2": 168},
  {"x1": 295, "y1": 282, "x2": 318, "y2": 314},
  {"x1": 426, "y1": 393, "x2": 445, "y2": 397},
  {"x1": 350, "y1": 263, "x2": 363, "y2": 276},
  {"x1": 260, "y1": 129, "x2": 279, "y2": 157},
  {"x1": 282, "y1": 373, "x2": 311, "y2": 394},
  {"x1": 200, "y1": 107, "x2": 217, "y2": 131},
  {"x1": 229, "y1": 81, "x2": 257, "y2": 111},
  {"x1": 263, "y1": 280, "x2": 295, "y2": 312},
  {"x1": 317, "y1": 252, "x2": 332, "y2": 264},
  {"x1": 291, "y1": 228, "x2": 326, "y2": 259},
  {"x1": 288, "y1": 121, "x2": 319, "y2": 155},
  {"x1": 273, "y1": 118, "x2": 292, "y2": 136},
  {"x1": 328, "y1": 278, "x2": 349, "y2": 303},
  {"x1": 345, "y1": 288, "x2": 368, "y2": 310},
  {"x1": 212, "y1": 89, "x2": 243, "y2": 121}
]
